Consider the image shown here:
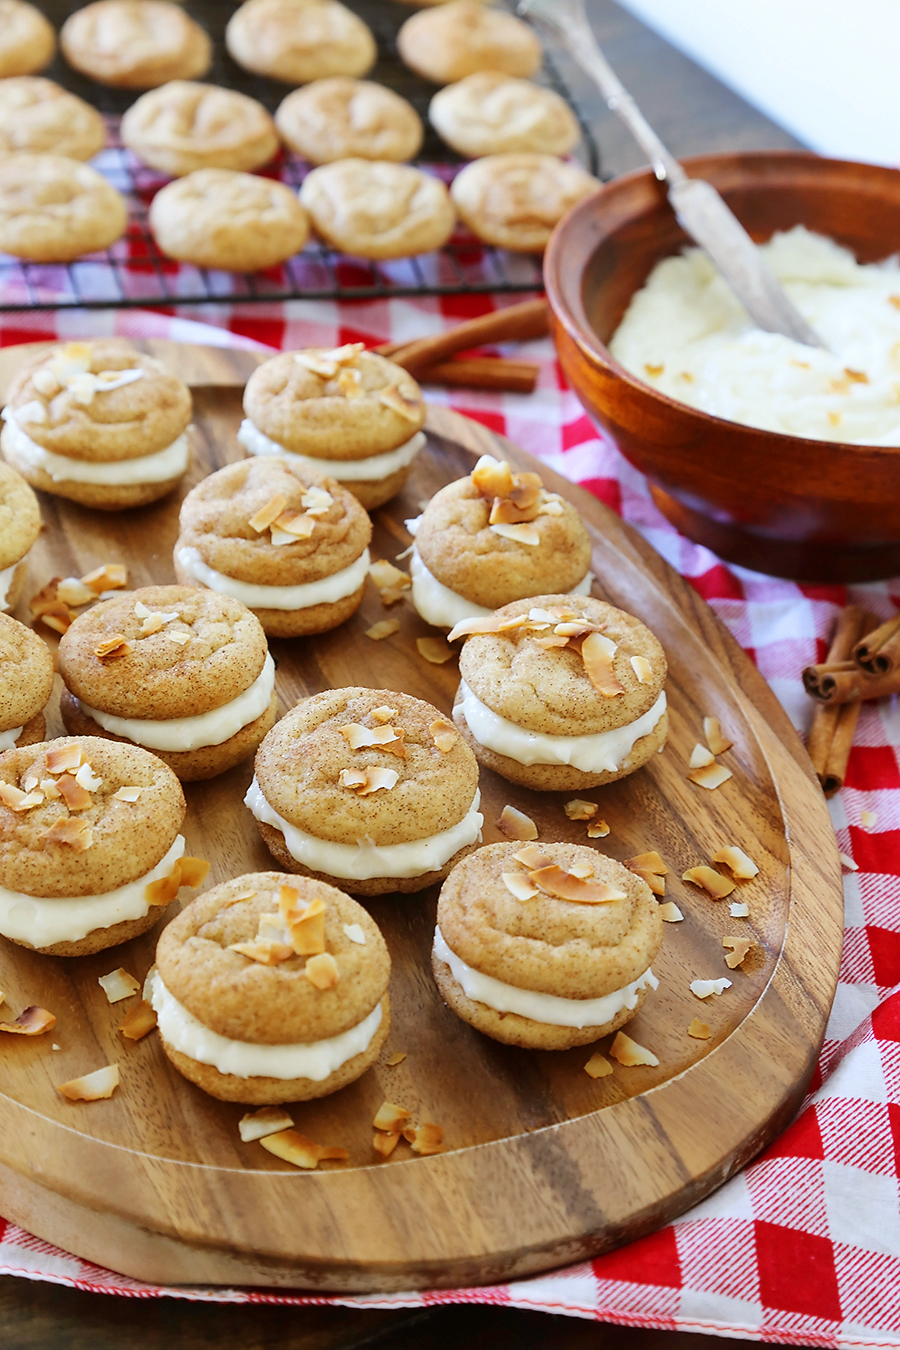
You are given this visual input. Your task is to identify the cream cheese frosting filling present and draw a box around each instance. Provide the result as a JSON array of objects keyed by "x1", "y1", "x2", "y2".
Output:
[
  {"x1": 0, "y1": 726, "x2": 23, "y2": 752},
  {"x1": 74, "y1": 652, "x2": 276, "y2": 753},
  {"x1": 409, "y1": 544, "x2": 593, "y2": 628},
  {"x1": 1, "y1": 416, "x2": 190, "y2": 485},
  {"x1": 0, "y1": 558, "x2": 18, "y2": 612},
  {"x1": 245, "y1": 776, "x2": 483, "y2": 880},
  {"x1": 458, "y1": 681, "x2": 667, "y2": 773},
  {"x1": 176, "y1": 545, "x2": 371, "y2": 612},
  {"x1": 433, "y1": 925, "x2": 658, "y2": 1028},
  {"x1": 237, "y1": 420, "x2": 425, "y2": 482},
  {"x1": 0, "y1": 834, "x2": 185, "y2": 948},
  {"x1": 148, "y1": 968, "x2": 383, "y2": 1081}
]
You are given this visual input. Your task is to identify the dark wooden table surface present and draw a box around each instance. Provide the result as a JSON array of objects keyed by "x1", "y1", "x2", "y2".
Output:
[{"x1": 0, "y1": 2, "x2": 804, "y2": 1345}]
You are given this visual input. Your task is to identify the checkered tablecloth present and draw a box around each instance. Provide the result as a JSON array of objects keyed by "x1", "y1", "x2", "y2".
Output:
[{"x1": 1, "y1": 296, "x2": 898, "y2": 1349}]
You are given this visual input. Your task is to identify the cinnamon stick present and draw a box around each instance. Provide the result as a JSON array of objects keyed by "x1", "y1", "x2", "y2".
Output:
[
  {"x1": 853, "y1": 612, "x2": 900, "y2": 676},
  {"x1": 375, "y1": 297, "x2": 549, "y2": 375},
  {"x1": 415, "y1": 358, "x2": 538, "y2": 393},
  {"x1": 806, "y1": 607, "x2": 877, "y2": 796}
]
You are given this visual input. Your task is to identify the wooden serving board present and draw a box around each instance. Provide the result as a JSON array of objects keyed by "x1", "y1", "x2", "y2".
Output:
[{"x1": 0, "y1": 341, "x2": 843, "y2": 1293}]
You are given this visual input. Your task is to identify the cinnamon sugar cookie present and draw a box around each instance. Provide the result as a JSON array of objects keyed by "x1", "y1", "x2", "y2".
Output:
[
  {"x1": 0, "y1": 614, "x2": 53, "y2": 752},
  {"x1": 0, "y1": 0, "x2": 55, "y2": 78},
  {"x1": 226, "y1": 0, "x2": 376, "y2": 85},
  {"x1": 149, "y1": 168, "x2": 309, "y2": 272},
  {"x1": 451, "y1": 153, "x2": 599, "y2": 253},
  {"x1": 0, "y1": 78, "x2": 106, "y2": 160},
  {"x1": 150, "y1": 872, "x2": 391, "y2": 1103},
  {"x1": 0, "y1": 462, "x2": 41, "y2": 613},
  {"x1": 299, "y1": 159, "x2": 455, "y2": 260},
  {"x1": 430, "y1": 72, "x2": 579, "y2": 158},
  {"x1": 0, "y1": 154, "x2": 127, "y2": 263},
  {"x1": 60, "y1": 0, "x2": 212, "y2": 89},
  {"x1": 122, "y1": 81, "x2": 278, "y2": 177},
  {"x1": 397, "y1": 2, "x2": 541, "y2": 84},
  {"x1": 275, "y1": 78, "x2": 423, "y2": 165}
]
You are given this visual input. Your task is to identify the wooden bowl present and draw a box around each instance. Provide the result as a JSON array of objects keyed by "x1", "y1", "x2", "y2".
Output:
[{"x1": 544, "y1": 151, "x2": 900, "y2": 582}]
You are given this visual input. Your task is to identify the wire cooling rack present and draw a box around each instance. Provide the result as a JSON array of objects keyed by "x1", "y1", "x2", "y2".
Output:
[{"x1": 0, "y1": 0, "x2": 601, "y2": 312}]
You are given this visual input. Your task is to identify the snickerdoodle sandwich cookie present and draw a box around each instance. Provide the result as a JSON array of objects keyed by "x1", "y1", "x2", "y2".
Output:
[
  {"x1": 174, "y1": 457, "x2": 372, "y2": 639},
  {"x1": 407, "y1": 453, "x2": 592, "y2": 628},
  {"x1": 246, "y1": 688, "x2": 483, "y2": 896},
  {"x1": 1, "y1": 339, "x2": 192, "y2": 510},
  {"x1": 149, "y1": 871, "x2": 390, "y2": 1103},
  {"x1": 0, "y1": 461, "x2": 41, "y2": 613},
  {"x1": 225, "y1": 0, "x2": 376, "y2": 85},
  {"x1": 121, "y1": 82, "x2": 279, "y2": 177},
  {"x1": 0, "y1": 0, "x2": 56, "y2": 78},
  {"x1": 0, "y1": 615, "x2": 53, "y2": 751},
  {"x1": 0, "y1": 735, "x2": 200, "y2": 957},
  {"x1": 239, "y1": 345, "x2": 426, "y2": 511},
  {"x1": 451, "y1": 594, "x2": 668, "y2": 791},
  {"x1": 433, "y1": 840, "x2": 663, "y2": 1049},
  {"x1": 58, "y1": 585, "x2": 277, "y2": 782},
  {"x1": 397, "y1": 2, "x2": 541, "y2": 84},
  {"x1": 60, "y1": 0, "x2": 212, "y2": 89}
]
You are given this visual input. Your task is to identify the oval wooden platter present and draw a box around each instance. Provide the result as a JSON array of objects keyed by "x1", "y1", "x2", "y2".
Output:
[{"x1": 0, "y1": 341, "x2": 843, "y2": 1293}]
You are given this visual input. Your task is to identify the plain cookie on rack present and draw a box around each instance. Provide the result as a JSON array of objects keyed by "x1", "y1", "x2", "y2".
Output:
[
  {"x1": 149, "y1": 168, "x2": 310, "y2": 272},
  {"x1": 0, "y1": 77, "x2": 106, "y2": 160},
  {"x1": 429, "y1": 72, "x2": 579, "y2": 159},
  {"x1": 0, "y1": 0, "x2": 55, "y2": 77},
  {"x1": 397, "y1": 2, "x2": 542, "y2": 84},
  {"x1": 300, "y1": 159, "x2": 455, "y2": 260},
  {"x1": 60, "y1": 0, "x2": 212, "y2": 89},
  {"x1": 0, "y1": 462, "x2": 41, "y2": 614},
  {"x1": 150, "y1": 872, "x2": 391, "y2": 1103},
  {"x1": 225, "y1": 0, "x2": 376, "y2": 84},
  {"x1": 451, "y1": 153, "x2": 599, "y2": 253},
  {"x1": 0, "y1": 614, "x2": 54, "y2": 751},
  {"x1": 275, "y1": 78, "x2": 423, "y2": 165},
  {"x1": 121, "y1": 81, "x2": 279, "y2": 177},
  {"x1": 0, "y1": 154, "x2": 127, "y2": 263}
]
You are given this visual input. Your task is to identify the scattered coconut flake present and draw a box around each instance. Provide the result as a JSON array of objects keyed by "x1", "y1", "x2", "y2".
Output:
[
  {"x1": 337, "y1": 367, "x2": 363, "y2": 398},
  {"x1": 339, "y1": 722, "x2": 406, "y2": 756},
  {"x1": 416, "y1": 636, "x2": 455, "y2": 664},
  {"x1": 658, "y1": 902, "x2": 684, "y2": 922},
  {"x1": 446, "y1": 612, "x2": 530, "y2": 642},
  {"x1": 372, "y1": 705, "x2": 397, "y2": 723},
  {"x1": 430, "y1": 717, "x2": 457, "y2": 752},
  {"x1": 283, "y1": 891, "x2": 326, "y2": 955},
  {"x1": 688, "y1": 764, "x2": 733, "y2": 790},
  {"x1": 723, "y1": 937, "x2": 754, "y2": 969},
  {"x1": 564, "y1": 799, "x2": 597, "y2": 821},
  {"x1": 365, "y1": 619, "x2": 400, "y2": 641},
  {"x1": 296, "y1": 343, "x2": 364, "y2": 378},
  {"x1": 630, "y1": 655, "x2": 653, "y2": 683},
  {"x1": 29, "y1": 577, "x2": 62, "y2": 617},
  {"x1": 57, "y1": 1063, "x2": 119, "y2": 1101},
  {"x1": 569, "y1": 863, "x2": 595, "y2": 879},
  {"x1": 690, "y1": 978, "x2": 732, "y2": 999},
  {"x1": 94, "y1": 633, "x2": 131, "y2": 660},
  {"x1": 471, "y1": 455, "x2": 514, "y2": 499},
  {"x1": 249, "y1": 494, "x2": 288, "y2": 533},
  {"x1": 260, "y1": 1129, "x2": 348, "y2": 1169},
  {"x1": 139, "y1": 613, "x2": 165, "y2": 635},
  {"x1": 512, "y1": 844, "x2": 552, "y2": 869},
  {"x1": 584, "y1": 1052, "x2": 613, "y2": 1079},
  {"x1": 529, "y1": 864, "x2": 626, "y2": 905},
  {"x1": 133, "y1": 601, "x2": 151, "y2": 618},
  {"x1": 44, "y1": 817, "x2": 93, "y2": 850},
  {"x1": 239, "y1": 1106, "x2": 294, "y2": 1143},
  {"x1": 37, "y1": 600, "x2": 74, "y2": 635},
  {"x1": 839, "y1": 852, "x2": 859, "y2": 872},
  {"x1": 81, "y1": 563, "x2": 127, "y2": 593},
  {"x1": 587, "y1": 819, "x2": 610, "y2": 838},
  {"x1": 581, "y1": 630, "x2": 625, "y2": 697},
  {"x1": 144, "y1": 870, "x2": 181, "y2": 907},
  {"x1": 228, "y1": 939, "x2": 295, "y2": 965},
  {"x1": 56, "y1": 577, "x2": 96, "y2": 608},
  {"x1": 405, "y1": 1123, "x2": 443, "y2": 1155},
  {"x1": 373, "y1": 1131, "x2": 401, "y2": 1158},
  {"x1": 271, "y1": 511, "x2": 316, "y2": 545},
  {"x1": 119, "y1": 1001, "x2": 157, "y2": 1041},
  {"x1": 0, "y1": 784, "x2": 39, "y2": 812},
  {"x1": 626, "y1": 851, "x2": 668, "y2": 876},
  {"x1": 300, "y1": 485, "x2": 333, "y2": 516},
  {"x1": 98, "y1": 969, "x2": 140, "y2": 1004},
  {"x1": 379, "y1": 384, "x2": 421, "y2": 421},
  {"x1": 498, "y1": 804, "x2": 538, "y2": 841},
  {"x1": 489, "y1": 496, "x2": 541, "y2": 526},
  {"x1": 339, "y1": 766, "x2": 399, "y2": 796},
  {"x1": 861, "y1": 810, "x2": 878, "y2": 829},
  {"x1": 166, "y1": 630, "x2": 191, "y2": 646},
  {"x1": 74, "y1": 762, "x2": 102, "y2": 792},
  {"x1": 113, "y1": 786, "x2": 142, "y2": 802},
  {"x1": 374, "y1": 1101, "x2": 411, "y2": 1132},
  {"x1": 502, "y1": 871, "x2": 539, "y2": 901},
  {"x1": 56, "y1": 775, "x2": 92, "y2": 811},
  {"x1": 688, "y1": 1018, "x2": 711, "y2": 1040},
  {"x1": 305, "y1": 952, "x2": 339, "y2": 989},
  {"x1": 39, "y1": 778, "x2": 60, "y2": 800},
  {"x1": 711, "y1": 846, "x2": 759, "y2": 879},
  {"x1": 704, "y1": 717, "x2": 733, "y2": 755},
  {"x1": 385, "y1": 1051, "x2": 407, "y2": 1067},
  {"x1": 0, "y1": 1006, "x2": 56, "y2": 1036},
  {"x1": 342, "y1": 923, "x2": 366, "y2": 945},
  {"x1": 689, "y1": 743, "x2": 716, "y2": 769},
  {"x1": 46, "y1": 744, "x2": 84, "y2": 776},
  {"x1": 729, "y1": 901, "x2": 750, "y2": 918},
  {"x1": 682, "y1": 866, "x2": 735, "y2": 899},
  {"x1": 489, "y1": 521, "x2": 541, "y2": 546},
  {"x1": 610, "y1": 1032, "x2": 659, "y2": 1067}
]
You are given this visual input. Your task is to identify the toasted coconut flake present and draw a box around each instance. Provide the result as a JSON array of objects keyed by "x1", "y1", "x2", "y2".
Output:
[
  {"x1": 416, "y1": 636, "x2": 455, "y2": 665},
  {"x1": 339, "y1": 723, "x2": 403, "y2": 752},
  {"x1": 239, "y1": 1106, "x2": 294, "y2": 1143},
  {"x1": 228, "y1": 939, "x2": 295, "y2": 965},
  {"x1": 688, "y1": 1018, "x2": 712, "y2": 1040},
  {"x1": 630, "y1": 655, "x2": 653, "y2": 683},
  {"x1": 688, "y1": 764, "x2": 733, "y2": 790},
  {"x1": 57, "y1": 775, "x2": 92, "y2": 811},
  {"x1": 379, "y1": 384, "x2": 421, "y2": 421},
  {"x1": 626, "y1": 851, "x2": 668, "y2": 876},
  {"x1": 581, "y1": 630, "x2": 625, "y2": 697},
  {"x1": 489, "y1": 496, "x2": 541, "y2": 526},
  {"x1": 74, "y1": 762, "x2": 102, "y2": 792},
  {"x1": 712, "y1": 846, "x2": 759, "y2": 879},
  {"x1": 587, "y1": 819, "x2": 610, "y2": 839},
  {"x1": 342, "y1": 922, "x2": 366, "y2": 945},
  {"x1": 690, "y1": 977, "x2": 732, "y2": 999},
  {"x1": 98, "y1": 969, "x2": 140, "y2": 1004},
  {"x1": 406, "y1": 1123, "x2": 443, "y2": 1155},
  {"x1": 385, "y1": 1051, "x2": 406, "y2": 1066},
  {"x1": 295, "y1": 351, "x2": 341, "y2": 378},
  {"x1": 339, "y1": 766, "x2": 399, "y2": 796},
  {"x1": 323, "y1": 341, "x2": 365, "y2": 366},
  {"x1": 489, "y1": 521, "x2": 541, "y2": 546},
  {"x1": 338, "y1": 768, "x2": 367, "y2": 790},
  {"x1": 337, "y1": 367, "x2": 363, "y2": 398},
  {"x1": 569, "y1": 863, "x2": 595, "y2": 879},
  {"x1": 610, "y1": 1032, "x2": 659, "y2": 1067},
  {"x1": 260, "y1": 1129, "x2": 348, "y2": 1169},
  {"x1": 119, "y1": 1001, "x2": 157, "y2": 1041},
  {"x1": 285, "y1": 892, "x2": 326, "y2": 956},
  {"x1": 704, "y1": 717, "x2": 733, "y2": 755},
  {"x1": 430, "y1": 717, "x2": 457, "y2": 752},
  {"x1": 39, "y1": 778, "x2": 61, "y2": 800},
  {"x1": 47, "y1": 743, "x2": 84, "y2": 774},
  {"x1": 508, "y1": 473, "x2": 543, "y2": 507},
  {"x1": 305, "y1": 952, "x2": 339, "y2": 989},
  {"x1": 298, "y1": 485, "x2": 333, "y2": 517},
  {"x1": 861, "y1": 809, "x2": 878, "y2": 829},
  {"x1": 365, "y1": 619, "x2": 400, "y2": 641},
  {"x1": 44, "y1": 817, "x2": 93, "y2": 851},
  {"x1": 38, "y1": 602, "x2": 74, "y2": 635},
  {"x1": 564, "y1": 799, "x2": 597, "y2": 821},
  {"x1": 529, "y1": 864, "x2": 626, "y2": 905},
  {"x1": 446, "y1": 612, "x2": 530, "y2": 642},
  {"x1": 729, "y1": 901, "x2": 750, "y2": 918},
  {"x1": 272, "y1": 511, "x2": 317, "y2": 545},
  {"x1": 166, "y1": 630, "x2": 192, "y2": 646},
  {"x1": 633, "y1": 868, "x2": 665, "y2": 896},
  {"x1": 372, "y1": 705, "x2": 397, "y2": 723},
  {"x1": 723, "y1": 937, "x2": 754, "y2": 969},
  {"x1": 177, "y1": 857, "x2": 209, "y2": 888},
  {"x1": 540, "y1": 498, "x2": 564, "y2": 516},
  {"x1": 502, "y1": 871, "x2": 539, "y2": 901},
  {"x1": 0, "y1": 784, "x2": 29, "y2": 811},
  {"x1": 373, "y1": 1101, "x2": 411, "y2": 1132},
  {"x1": 658, "y1": 901, "x2": 684, "y2": 922},
  {"x1": 689, "y1": 743, "x2": 716, "y2": 769},
  {"x1": 584, "y1": 1052, "x2": 613, "y2": 1079},
  {"x1": 29, "y1": 577, "x2": 61, "y2": 616},
  {"x1": 0, "y1": 1005, "x2": 56, "y2": 1036},
  {"x1": 56, "y1": 577, "x2": 96, "y2": 607},
  {"x1": 534, "y1": 635, "x2": 570, "y2": 649},
  {"x1": 113, "y1": 786, "x2": 142, "y2": 802},
  {"x1": 249, "y1": 494, "x2": 288, "y2": 533},
  {"x1": 58, "y1": 1063, "x2": 119, "y2": 1101},
  {"x1": 512, "y1": 843, "x2": 552, "y2": 869},
  {"x1": 682, "y1": 866, "x2": 735, "y2": 900},
  {"x1": 144, "y1": 869, "x2": 181, "y2": 907},
  {"x1": 373, "y1": 1131, "x2": 401, "y2": 1158},
  {"x1": 369, "y1": 559, "x2": 411, "y2": 594},
  {"x1": 81, "y1": 563, "x2": 127, "y2": 593},
  {"x1": 139, "y1": 613, "x2": 163, "y2": 636},
  {"x1": 498, "y1": 804, "x2": 538, "y2": 841},
  {"x1": 471, "y1": 455, "x2": 514, "y2": 500},
  {"x1": 839, "y1": 851, "x2": 859, "y2": 872},
  {"x1": 94, "y1": 633, "x2": 131, "y2": 660}
]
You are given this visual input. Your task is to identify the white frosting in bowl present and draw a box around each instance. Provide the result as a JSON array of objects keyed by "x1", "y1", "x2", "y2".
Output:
[
  {"x1": 1, "y1": 417, "x2": 190, "y2": 485},
  {"x1": 176, "y1": 545, "x2": 370, "y2": 612},
  {"x1": 410, "y1": 545, "x2": 593, "y2": 628},
  {"x1": 457, "y1": 681, "x2": 667, "y2": 773},
  {"x1": 237, "y1": 420, "x2": 425, "y2": 482},
  {"x1": 433, "y1": 926, "x2": 658, "y2": 1028},
  {"x1": 148, "y1": 968, "x2": 383, "y2": 1081},
  {"x1": 245, "y1": 776, "x2": 483, "y2": 880},
  {"x1": 0, "y1": 834, "x2": 185, "y2": 948},
  {"x1": 74, "y1": 652, "x2": 275, "y2": 753},
  {"x1": 0, "y1": 725, "x2": 23, "y2": 752}
]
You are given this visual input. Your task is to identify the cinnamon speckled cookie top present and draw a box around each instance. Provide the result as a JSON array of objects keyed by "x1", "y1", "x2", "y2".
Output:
[
  {"x1": 458, "y1": 595, "x2": 667, "y2": 737},
  {"x1": 58, "y1": 585, "x2": 269, "y2": 720},
  {"x1": 0, "y1": 460, "x2": 40, "y2": 569},
  {"x1": 243, "y1": 349, "x2": 425, "y2": 459},
  {"x1": 0, "y1": 735, "x2": 184, "y2": 897},
  {"x1": 0, "y1": 614, "x2": 53, "y2": 729},
  {"x1": 4, "y1": 338, "x2": 192, "y2": 462},
  {"x1": 437, "y1": 840, "x2": 663, "y2": 999},
  {"x1": 255, "y1": 687, "x2": 479, "y2": 846},
  {"x1": 156, "y1": 871, "x2": 390, "y2": 1043},
  {"x1": 176, "y1": 458, "x2": 371, "y2": 586}
]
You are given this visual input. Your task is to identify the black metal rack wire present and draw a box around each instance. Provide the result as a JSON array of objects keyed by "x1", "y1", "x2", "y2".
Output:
[{"x1": 0, "y1": 0, "x2": 601, "y2": 312}]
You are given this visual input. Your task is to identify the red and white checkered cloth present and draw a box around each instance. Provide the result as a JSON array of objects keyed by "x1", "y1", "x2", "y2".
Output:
[{"x1": 1, "y1": 297, "x2": 898, "y2": 1349}]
